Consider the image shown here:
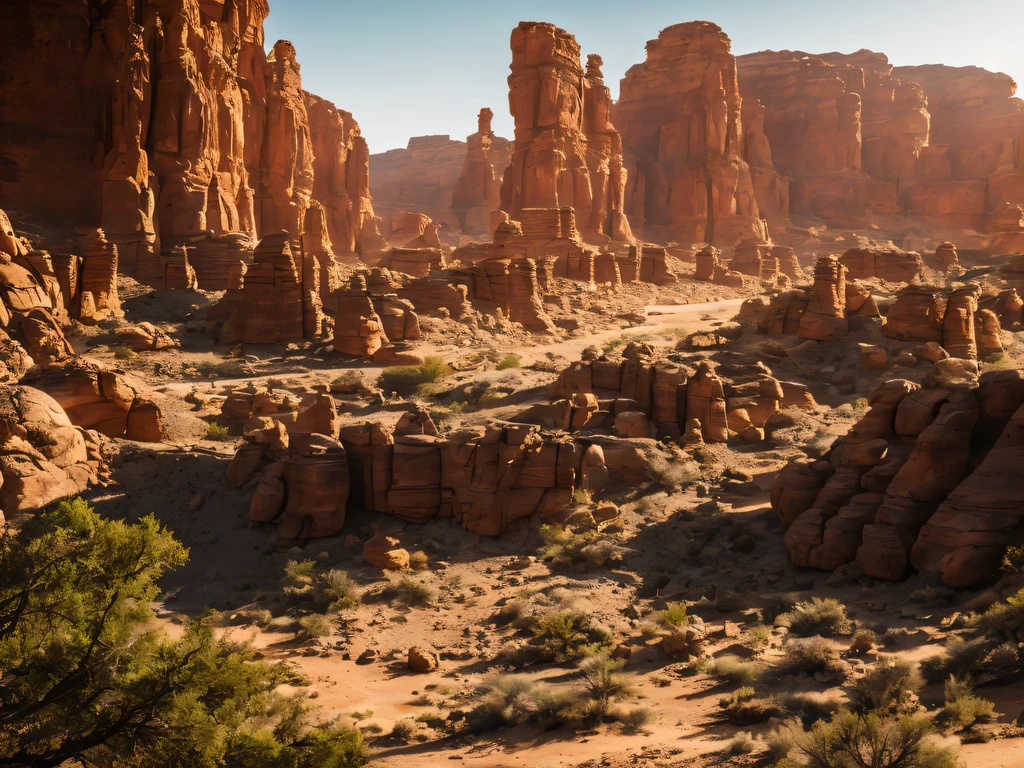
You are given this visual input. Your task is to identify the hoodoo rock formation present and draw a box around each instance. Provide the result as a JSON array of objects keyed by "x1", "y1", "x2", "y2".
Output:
[
  {"x1": 773, "y1": 370, "x2": 1024, "y2": 587},
  {"x1": 451, "y1": 110, "x2": 514, "y2": 235},
  {"x1": 613, "y1": 22, "x2": 778, "y2": 246},
  {"x1": 0, "y1": 0, "x2": 379, "y2": 289},
  {"x1": 500, "y1": 23, "x2": 632, "y2": 243}
]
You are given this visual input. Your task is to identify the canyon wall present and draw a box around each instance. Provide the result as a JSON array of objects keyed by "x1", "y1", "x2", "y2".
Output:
[
  {"x1": 736, "y1": 48, "x2": 1023, "y2": 232},
  {"x1": 612, "y1": 22, "x2": 781, "y2": 246},
  {"x1": 0, "y1": 0, "x2": 379, "y2": 286}
]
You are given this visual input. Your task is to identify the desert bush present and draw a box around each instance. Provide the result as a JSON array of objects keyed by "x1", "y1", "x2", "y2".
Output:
[
  {"x1": 850, "y1": 657, "x2": 922, "y2": 713},
  {"x1": 782, "y1": 637, "x2": 846, "y2": 678},
  {"x1": 764, "y1": 719, "x2": 801, "y2": 760},
  {"x1": 972, "y1": 587, "x2": 1024, "y2": 642},
  {"x1": 943, "y1": 676, "x2": 994, "y2": 731},
  {"x1": 920, "y1": 636, "x2": 991, "y2": 683},
  {"x1": 719, "y1": 686, "x2": 779, "y2": 725},
  {"x1": 779, "y1": 691, "x2": 846, "y2": 722},
  {"x1": 658, "y1": 602, "x2": 688, "y2": 627},
  {"x1": 776, "y1": 597, "x2": 848, "y2": 637},
  {"x1": 617, "y1": 706, "x2": 653, "y2": 734},
  {"x1": 712, "y1": 656, "x2": 759, "y2": 684},
  {"x1": 1002, "y1": 545, "x2": 1024, "y2": 574},
  {"x1": 389, "y1": 718, "x2": 416, "y2": 741},
  {"x1": 537, "y1": 524, "x2": 623, "y2": 569},
  {"x1": 644, "y1": 452, "x2": 699, "y2": 489},
  {"x1": 578, "y1": 653, "x2": 628, "y2": 713},
  {"x1": 205, "y1": 422, "x2": 232, "y2": 442},
  {"x1": 849, "y1": 628, "x2": 878, "y2": 654},
  {"x1": 297, "y1": 613, "x2": 332, "y2": 639},
  {"x1": 989, "y1": 642, "x2": 1019, "y2": 667},
  {"x1": 496, "y1": 353, "x2": 522, "y2": 370},
  {"x1": 466, "y1": 674, "x2": 587, "y2": 733},
  {"x1": 793, "y1": 710, "x2": 958, "y2": 768},
  {"x1": 572, "y1": 488, "x2": 593, "y2": 506},
  {"x1": 532, "y1": 609, "x2": 611, "y2": 660},
  {"x1": 389, "y1": 576, "x2": 435, "y2": 607},
  {"x1": 747, "y1": 625, "x2": 773, "y2": 653},
  {"x1": 408, "y1": 550, "x2": 429, "y2": 571},
  {"x1": 112, "y1": 345, "x2": 138, "y2": 361},
  {"x1": 311, "y1": 569, "x2": 360, "y2": 612},
  {"x1": 725, "y1": 731, "x2": 756, "y2": 755},
  {"x1": 282, "y1": 559, "x2": 316, "y2": 594},
  {"x1": 882, "y1": 627, "x2": 912, "y2": 648},
  {"x1": 378, "y1": 356, "x2": 452, "y2": 395}
]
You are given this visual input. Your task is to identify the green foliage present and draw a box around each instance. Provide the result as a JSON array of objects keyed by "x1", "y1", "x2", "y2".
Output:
[
  {"x1": 206, "y1": 422, "x2": 232, "y2": 441},
  {"x1": 943, "y1": 676, "x2": 994, "y2": 731},
  {"x1": 0, "y1": 498, "x2": 366, "y2": 768},
  {"x1": 377, "y1": 356, "x2": 452, "y2": 396},
  {"x1": 1002, "y1": 545, "x2": 1024, "y2": 574},
  {"x1": 850, "y1": 657, "x2": 923, "y2": 714},
  {"x1": 793, "y1": 710, "x2": 958, "y2": 768},
  {"x1": 658, "y1": 602, "x2": 688, "y2": 627},
  {"x1": 466, "y1": 674, "x2": 588, "y2": 733},
  {"x1": 387, "y1": 576, "x2": 435, "y2": 607},
  {"x1": 531, "y1": 609, "x2": 611, "y2": 660},
  {"x1": 782, "y1": 637, "x2": 846, "y2": 678},
  {"x1": 920, "y1": 636, "x2": 991, "y2": 683},
  {"x1": 718, "y1": 686, "x2": 779, "y2": 725},
  {"x1": 572, "y1": 488, "x2": 593, "y2": 506},
  {"x1": 973, "y1": 587, "x2": 1024, "y2": 642},
  {"x1": 311, "y1": 569, "x2": 360, "y2": 612},
  {"x1": 776, "y1": 597, "x2": 849, "y2": 637},
  {"x1": 112, "y1": 345, "x2": 138, "y2": 361},
  {"x1": 389, "y1": 718, "x2": 416, "y2": 741},
  {"x1": 496, "y1": 353, "x2": 522, "y2": 370},
  {"x1": 577, "y1": 653, "x2": 628, "y2": 713}
]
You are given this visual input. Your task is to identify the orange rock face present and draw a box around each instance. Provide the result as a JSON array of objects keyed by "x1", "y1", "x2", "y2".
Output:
[
  {"x1": 613, "y1": 22, "x2": 777, "y2": 246},
  {"x1": 773, "y1": 370, "x2": 1024, "y2": 586},
  {"x1": 0, "y1": 1, "x2": 378, "y2": 286},
  {"x1": 499, "y1": 23, "x2": 632, "y2": 243}
]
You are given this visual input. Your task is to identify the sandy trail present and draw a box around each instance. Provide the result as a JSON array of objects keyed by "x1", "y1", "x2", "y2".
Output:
[{"x1": 157, "y1": 298, "x2": 745, "y2": 399}]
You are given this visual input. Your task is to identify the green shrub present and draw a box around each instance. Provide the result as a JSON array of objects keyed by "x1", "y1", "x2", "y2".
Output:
[
  {"x1": 658, "y1": 602, "x2": 688, "y2": 627},
  {"x1": 943, "y1": 676, "x2": 994, "y2": 731},
  {"x1": 973, "y1": 587, "x2": 1024, "y2": 642},
  {"x1": 537, "y1": 524, "x2": 623, "y2": 569},
  {"x1": 389, "y1": 576, "x2": 435, "y2": 607},
  {"x1": 712, "y1": 656, "x2": 759, "y2": 684},
  {"x1": 572, "y1": 488, "x2": 593, "y2": 506},
  {"x1": 297, "y1": 614, "x2": 332, "y2": 639},
  {"x1": 719, "y1": 686, "x2": 779, "y2": 725},
  {"x1": 849, "y1": 628, "x2": 878, "y2": 654},
  {"x1": 389, "y1": 718, "x2": 416, "y2": 741},
  {"x1": 794, "y1": 710, "x2": 958, "y2": 768},
  {"x1": 496, "y1": 353, "x2": 522, "y2": 370},
  {"x1": 312, "y1": 569, "x2": 360, "y2": 612},
  {"x1": 578, "y1": 653, "x2": 628, "y2": 714},
  {"x1": 782, "y1": 637, "x2": 846, "y2": 678},
  {"x1": 850, "y1": 657, "x2": 922, "y2": 713},
  {"x1": 378, "y1": 356, "x2": 452, "y2": 395},
  {"x1": 776, "y1": 597, "x2": 848, "y2": 637},
  {"x1": 747, "y1": 625, "x2": 773, "y2": 654},
  {"x1": 779, "y1": 691, "x2": 846, "y2": 722},
  {"x1": 206, "y1": 422, "x2": 232, "y2": 441},
  {"x1": 532, "y1": 609, "x2": 611, "y2": 660},
  {"x1": 920, "y1": 636, "x2": 991, "y2": 683},
  {"x1": 1002, "y1": 545, "x2": 1024, "y2": 574},
  {"x1": 112, "y1": 345, "x2": 137, "y2": 361}
]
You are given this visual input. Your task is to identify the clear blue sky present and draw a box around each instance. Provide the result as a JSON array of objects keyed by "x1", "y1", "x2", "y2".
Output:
[{"x1": 265, "y1": 0, "x2": 1024, "y2": 153}]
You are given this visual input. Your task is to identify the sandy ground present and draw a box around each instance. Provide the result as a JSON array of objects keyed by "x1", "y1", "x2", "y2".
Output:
[{"x1": 61, "y1": 261, "x2": 1024, "y2": 768}]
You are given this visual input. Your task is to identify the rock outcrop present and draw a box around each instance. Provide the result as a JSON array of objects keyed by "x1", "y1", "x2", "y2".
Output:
[
  {"x1": 773, "y1": 370, "x2": 1024, "y2": 586},
  {"x1": 451, "y1": 109, "x2": 514, "y2": 234},
  {"x1": 884, "y1": 282, "x2": 1000, "y2": 360},
  {"x1": 838, "y1": 247, "x2": 924, "y2": 283},
  {"x1": 0, "y1": 1, "x2": 379, "y2": 287},
  {"x1": 499, "y1": 23, "x2": 632, "y2": 243},
  {"x1": 614, "y1": 22, "x2": 778, "y2": 246}
]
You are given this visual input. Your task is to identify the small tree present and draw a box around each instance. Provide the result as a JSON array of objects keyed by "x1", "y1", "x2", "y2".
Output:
[{"x1": 0, "y1": 497, "x2": 366, "y2": 768}]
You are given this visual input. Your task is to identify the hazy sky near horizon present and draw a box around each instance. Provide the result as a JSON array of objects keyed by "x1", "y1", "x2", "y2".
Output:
[{"x1": 264, "y1": 0, "x2": 1023, "y2": 154}]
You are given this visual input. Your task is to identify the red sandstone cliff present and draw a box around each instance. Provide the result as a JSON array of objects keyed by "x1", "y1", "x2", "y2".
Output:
[
  {"x1": 0, "y1": 0, "x2": 379, "y2": 286},
  {"x1": 613, "y1": 22, "x2": 780, "y2": 246},
  {"x1": 451, "y1": 109, "x2": 514, "y2": 235}
]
